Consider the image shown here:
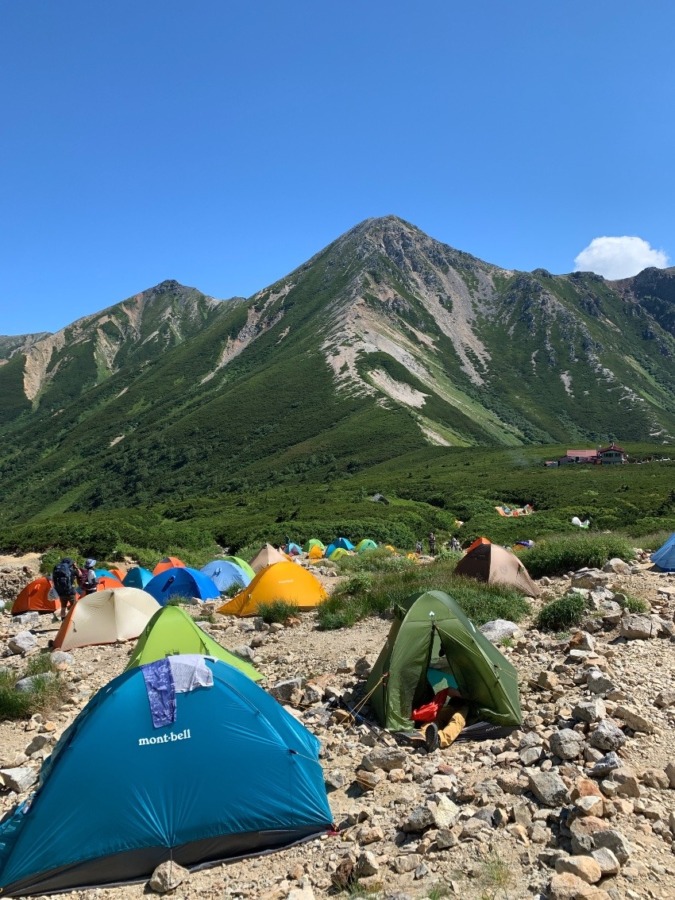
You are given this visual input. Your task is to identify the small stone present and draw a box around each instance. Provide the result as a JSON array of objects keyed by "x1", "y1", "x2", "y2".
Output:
[
  {"x1": 528, "y1": 770, "x2": 570, "y2": 807},
  {"x1": 619, "y1": 614, "x2": 658, "y2": 640},
  {"x1": 434, "y1": 827, "x2": 458, "y2": 850},
  {"x1": 611, "y1": 768, "x2": 641, "y2": 799},
  {"x1": 393, "y1": 854, "x2": 422, "y2": 874},
  {"x1": 550, "y1": 729, "x2": 585, "y2": 760},
  {"x1": 25, "y1": 734, "x2": 52, "y2": 757},
  {"x1": 593, "y1": 828, "x2": 632, "y2": 864},
  {"x1": 401, "y1": 805, "x2": 435, "y2": 833},
  {"x1": 0, "y1": 766, "x2": 38, "y2": 792},
  {"x1": 640, "y1": 768, "x2": 669, "y2": 790},
  {"x1": 324, "y1": 771, "x2": 346, "y2": 792},
  {"x1": 573, "y1": 698, "x2": 606, "y2": 724},
  {"x1": 555, "y1": 855, "x2": 602, "y2": 884},
  {"x1": 430, "y1": 796, "x2": 460, "y2": 829},
  {"x1": 268, "y1": 677, "x2": 304, "y2": 703},
  {"x1": 360, "y1": 747, "x2": 407, "y2": 773},
  {"x1": 588, "y1": 752, "x2": 621, "y2": 778},
  {"x1": 655, "y1": 690, "x2": 675, "y2": 709},
  {"x1": 357, "y1": 825, "x2": 384, "y2": 845},
  {"x1": 664, "y1": 761, "x2": 675, "y2": 789},
  {"x1": 355, "y1": 770, "x2": 382, "y2": 792},
  {"x1": 569, "y1": 816, "x2": 608, "y2": 855},
  {"x1": 50, "y1": 650, "x2": 74, "y2": 670},
  {"x1": 586, "y1": 669, "x2": 615, "y2": 695},
  {"x1": 148, "y1": 860, "x2": 188, "y2": 893},
  {"x1": 613, "y1": 705, "x2": 655, "y2": 734},
  {"x1": 520, "y1": 746, "x2": 544, "y2": 766},
  {"x1": 331, "y1": 857, "x2": 355, "y2": 890},
  {"x1": 536, "y1": 670, "x2": 560, "y2": 691},
  {"x1": 355, "y1": 851, "x2": 379, "y2": 877},
  {"x1": 15, "y1": 673, "x2": 56, "y2": 693},
  {"x1": 590, "y1": 847, "x2": 620, "y2": 876},
  {"x1": 588, "y1": 720, "x2": 626, "y2": 752}
]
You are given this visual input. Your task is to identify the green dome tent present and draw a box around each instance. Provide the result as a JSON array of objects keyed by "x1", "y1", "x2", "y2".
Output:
[
  {"x1": 304, "y1": 539, "x2": 326, "y2": 552},
  {"x1": 125, "y1": 606, "x2": 263, "y2": 681},
  {"x1": 365, "y1": 590, "x2": 521, "y2": 732},
  {"x1": 356, "y1": 539, "x2": 378, "y2": 553},
  {"x1": 221, "y1": 556, "x2": 256, "y2": 580}
]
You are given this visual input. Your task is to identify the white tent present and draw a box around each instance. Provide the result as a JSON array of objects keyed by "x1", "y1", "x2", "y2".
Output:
[
  {"x1": 249, "y1": 543, "x2": 288, "y2": 573},
  {"x1": 54, "y1": 588, "x2": 161, "y2": 651}
]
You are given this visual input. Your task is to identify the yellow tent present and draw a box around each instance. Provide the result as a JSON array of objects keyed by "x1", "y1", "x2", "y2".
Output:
[
  {"x1": 249, "y1": 543, "x2": 289, "y2": 572},
  {"x1": 308, "y1": 545, "x2": 323, "y2": 560},
  {"x1": 218, "y1": 562, "x2": 327, "y2": 617}
]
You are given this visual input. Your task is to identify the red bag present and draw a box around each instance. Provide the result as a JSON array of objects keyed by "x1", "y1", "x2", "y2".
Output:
[{"x1": 412, "y1": 688, "x2": 449, "y2": 723}]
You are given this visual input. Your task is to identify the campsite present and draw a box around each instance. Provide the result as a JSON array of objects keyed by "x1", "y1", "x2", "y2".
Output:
[{"x1": 1, "y1": 528, "x2": 675, "y2": 900}]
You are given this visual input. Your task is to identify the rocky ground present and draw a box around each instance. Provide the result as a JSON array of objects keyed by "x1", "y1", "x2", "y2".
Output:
[{"x1": 1, "y1": 555, "x2": 675, "y2": 900}]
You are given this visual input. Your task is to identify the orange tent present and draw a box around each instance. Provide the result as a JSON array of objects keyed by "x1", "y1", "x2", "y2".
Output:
[
  {"x1": 464, "y1": 536, "x2": 491, "y2": 556},
  {"x1": 12, "y1": 577, "x2": 60, "y2": 615},
  {"x1": 218, "y1": 562, "x2": 327, "y2": 617},
  {"x1": 152, "y1": 556, "x2": 185, "y2": 576},
  {"x1": 109, "y1": 567, "x2": 127, "y2": 582},
  {"x1": 308, "y1": 545, "x2": 323, "y2": 560},
  {"x1": 93, "y1": 576, "x2": 124, "y2": 592}
]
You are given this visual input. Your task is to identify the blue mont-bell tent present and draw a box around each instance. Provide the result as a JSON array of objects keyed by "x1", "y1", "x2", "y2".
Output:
[
  {"x1": 144, "y1": 566, "x2": 220, "y2": 604},
  {"x1": 200, "y1": 560, "x2": 251, "y2": 592},
  {"x1": 652, "y1": 533, "x2": 675, "y2": 572},
  {"x1": 0, "y1": 656, "x2": 333, "y2": 896}
]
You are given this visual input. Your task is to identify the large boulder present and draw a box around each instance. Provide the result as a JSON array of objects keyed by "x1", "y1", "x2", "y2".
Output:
[
  {"x1": 479, "y1": 620, "x2": 522, "y2": 643},
  {"x1": 7, "y1": 632, "x2": 38, "y2": 656},
  {"x1": 619, "y1": 615, "x2": 659, "y2": 640}
]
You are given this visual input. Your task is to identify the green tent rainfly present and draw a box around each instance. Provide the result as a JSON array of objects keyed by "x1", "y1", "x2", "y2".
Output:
[
  {"x1": 365, "y1": 590, "x2": 521, "y2": 732},
  {"x1": 125, "y1": 605, "x2": 263, "y2": 681}
]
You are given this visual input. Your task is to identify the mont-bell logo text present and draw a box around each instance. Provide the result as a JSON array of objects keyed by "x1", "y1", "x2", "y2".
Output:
[{"x1": 138, "y1": 728, "x2": 191, "y2": 747}]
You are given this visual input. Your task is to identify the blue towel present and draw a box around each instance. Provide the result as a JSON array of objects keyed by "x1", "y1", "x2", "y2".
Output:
[{"x1": 142, "y1": 658, "x2": 176, "y2": 728}]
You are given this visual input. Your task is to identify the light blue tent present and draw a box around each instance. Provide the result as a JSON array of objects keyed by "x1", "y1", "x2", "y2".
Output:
[
  {"x1": 652, "y1": 533, "x2": 675, "y2": 572},
  {"x1": 0, "y1": 657, "x2": 332, "y2": 896},
  {"x1": 94, "y1": 569, "x2": 117, "y2": 580},
  {"x1": 123, "y1": 566, "x2": 153, "y2": 590},
  {"x1": 335, "y1": 537, "x2": 355, "y2": 551},
  {"x1": 324, "y1": 542, "x2": 337, "y2": 559},
  {"x1": 145, "y1": 567, "x2": 220, "y2": 604},
  {"x1": 200, "y1": 560, "x2": 251, "y2": 592}
]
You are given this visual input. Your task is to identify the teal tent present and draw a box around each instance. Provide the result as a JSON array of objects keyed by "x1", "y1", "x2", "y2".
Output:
[
  {"x1": 0, "y1": 657, "x2": 332, "y2": 896},
  {"x1": 123, "y1": 567, "x2": 153, "y2": 589},
  {"x1": 365, "y1": 590, "x2": 522, "y2": 732}
]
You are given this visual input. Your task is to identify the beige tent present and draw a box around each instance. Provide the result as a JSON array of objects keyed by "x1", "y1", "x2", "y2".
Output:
[
  {"x1": 454, "y1": 541, "x2": 540, "y2": 598},
  {"x1": 53, "y1": 588, "x2": 161, "y2": 651},
  {"x1": 249, "y1": 544, "x2": 289, "y2": 573}
]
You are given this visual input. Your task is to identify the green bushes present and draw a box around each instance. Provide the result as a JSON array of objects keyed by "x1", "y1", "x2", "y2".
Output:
[
  {"x1": 0, "y1": 655, "x2": 67, "y2": 720},
  {"x1": 334, "y1": 549, "x2": 416, "y2": 574},
  {"x1": 536, "y1": 596, "x2": 586, "y2": 632},
  {"x1": 257, "y1": 600, "x2": 300, "y2": 624},
  {"x1": 520, "y1": 534, "x2": 635, "y2": 578},
  {"x1": 317, "y1": 558, "x2": 530, "y2": 630}
]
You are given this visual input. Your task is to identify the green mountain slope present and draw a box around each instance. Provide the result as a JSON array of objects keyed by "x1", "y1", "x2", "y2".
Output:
[{"x1": 0, "y1": 216, "x2": 674, "y2": 525}]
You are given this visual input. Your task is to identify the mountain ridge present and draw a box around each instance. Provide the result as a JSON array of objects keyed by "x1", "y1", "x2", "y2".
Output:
[{"x1": 0, "y1": 215, "x2": 673, "y2": 522}]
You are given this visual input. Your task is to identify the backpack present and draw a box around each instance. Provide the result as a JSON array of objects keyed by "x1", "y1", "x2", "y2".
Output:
[
  {"x1": 79, "y1": 567, "x2": 97, "y2": 592},
  {"x1": 52, "y1": 561, "x2": 75, "y2": 595}
]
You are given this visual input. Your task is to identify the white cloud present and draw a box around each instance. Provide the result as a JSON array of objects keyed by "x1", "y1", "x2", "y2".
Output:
[{"x1": 574, "y1": 236, "x2": 669, "y2": 280}]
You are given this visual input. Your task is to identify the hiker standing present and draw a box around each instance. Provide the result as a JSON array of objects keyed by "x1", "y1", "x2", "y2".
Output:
[
  {"x1": 52, "y1": 558, "x2": 78, "y2": 621},
  {"x1": 415, "y1": 540, "x2": 423, "y2": 556},
  {"x1": 450, "y1": 536, "x2": 461, "y2": 552},
  {"x1": 428, "y1": 532, "x2": 436, "y2": 555},
  {"x1": 78, "y1": 558, "x2": 98, "y2": 596}
]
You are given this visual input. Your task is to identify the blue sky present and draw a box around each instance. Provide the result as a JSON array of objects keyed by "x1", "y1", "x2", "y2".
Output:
[{"x1": 2, "y1": 0, "x2": 674, "y2": 335}]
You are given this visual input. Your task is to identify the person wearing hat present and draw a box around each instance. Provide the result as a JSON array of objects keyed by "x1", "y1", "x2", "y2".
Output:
[{"x1": 78, "y1": 558, "x2": 98, "y2": 596}]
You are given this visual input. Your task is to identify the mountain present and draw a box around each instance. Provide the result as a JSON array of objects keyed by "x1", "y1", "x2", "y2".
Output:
[{"x1": 0, "y1": 215, "x2": 674, "y2": 523}]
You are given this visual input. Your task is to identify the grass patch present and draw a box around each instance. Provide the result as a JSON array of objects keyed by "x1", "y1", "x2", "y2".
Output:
[
  {"x1": 317, "y1": 558, "x2": 529, "y2": 630},
  {"x1": 257, "y1": 600, "x2": 300, "y2": 624},
  {"x1": 536, "y1": 596, "x2": 585, "y2": 632},
  {"x1": 0, "y1": 655, "x2": 67, "y2": 720},
  {"x1": 334, "y1": 548, "x2": 415, "y2": 574},
  {"x1": 479, "y1": 851, "x2": 513, "y2": 898},
  {"x1": 618, "y1": 593, "x2": 649, "y2": 613},
  {"x1": 520, "y1": 533, "x2": 635, "y2": 578},
  {"x1": 628, "y1": 530, "x2": 672, "y2": 551}
]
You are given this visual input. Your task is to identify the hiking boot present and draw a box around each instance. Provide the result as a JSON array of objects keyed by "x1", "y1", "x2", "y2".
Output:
[{"x1": 425, "y1": 723, "x2": 440, "y2": 753}]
